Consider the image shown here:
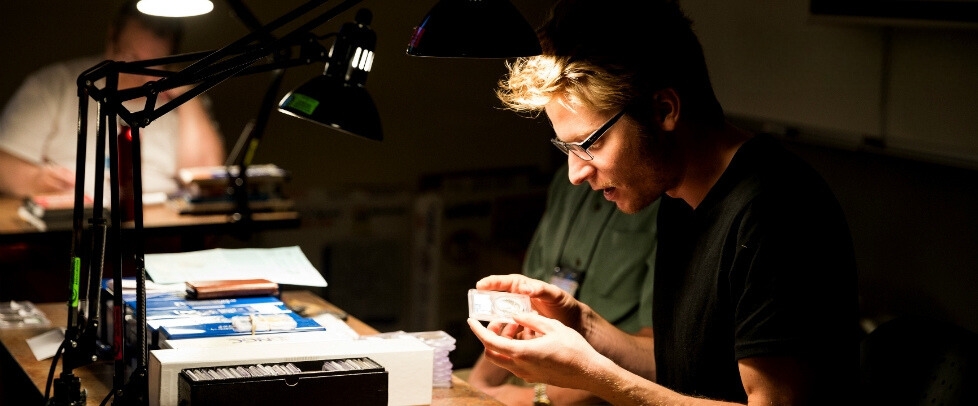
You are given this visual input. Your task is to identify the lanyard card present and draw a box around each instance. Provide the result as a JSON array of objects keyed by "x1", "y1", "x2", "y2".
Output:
[{"x1": 550, "y1": 266, "x2": 583, "y2": 296}]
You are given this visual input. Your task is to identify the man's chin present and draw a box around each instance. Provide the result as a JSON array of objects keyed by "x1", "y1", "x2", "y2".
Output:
[
  {"x1": 614, "y1": 194, "x2": 659, "y2": 214},
  {"x1": 613, "y1": 200, "x2": 640, "y2": 214}
]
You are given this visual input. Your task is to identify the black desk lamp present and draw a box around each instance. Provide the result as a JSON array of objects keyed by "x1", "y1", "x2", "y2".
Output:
[
  {"x1": 227, "y1": 5, "x2": 379, "y2": 229},
  {"x1": 47, "y1": 1, "x2": 379, "y2": 405}
]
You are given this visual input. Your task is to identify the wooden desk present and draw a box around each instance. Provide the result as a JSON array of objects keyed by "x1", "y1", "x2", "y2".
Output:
[
  {"x1": 0, "y1": 196, "x2": 300, "y2": 241},
  {"x1": 0, "y1": 290, "x2": 502, "y2": 405}
]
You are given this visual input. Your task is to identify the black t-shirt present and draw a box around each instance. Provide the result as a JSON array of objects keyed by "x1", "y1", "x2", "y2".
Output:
[{"x1": 652, "y1": 134, "x2": 859, "y2": 402}]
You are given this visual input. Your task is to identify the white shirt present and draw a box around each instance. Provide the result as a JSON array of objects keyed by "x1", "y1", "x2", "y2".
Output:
[{"x1": 0, "y1": 56, "x2": 182, "y2": 195}]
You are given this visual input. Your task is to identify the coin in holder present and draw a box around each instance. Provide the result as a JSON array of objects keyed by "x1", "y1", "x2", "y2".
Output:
[{"x1": 468, "y1": 289, "x2": 534, "y2": 323}]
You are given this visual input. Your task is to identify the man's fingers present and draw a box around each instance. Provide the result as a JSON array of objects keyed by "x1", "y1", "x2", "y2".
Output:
[{"x1": 512, "y1": 312, "x2": 554, "y2": 334}]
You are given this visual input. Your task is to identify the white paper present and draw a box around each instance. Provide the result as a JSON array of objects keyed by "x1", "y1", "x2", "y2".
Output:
[
  {"x1": 27, "y1": 328, "x2": 66, "y2": 361},
  {"x1": 144, "y1": 246, "x2": 327, "y2": 287}
]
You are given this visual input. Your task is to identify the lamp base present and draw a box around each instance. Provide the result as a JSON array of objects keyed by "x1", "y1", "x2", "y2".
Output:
[
  {"x1": 49, "y1": 372, "x2": 86, "y2": 406},
  {"x1": 112, "y1": 367, "x2": 149, "y2": 406}
]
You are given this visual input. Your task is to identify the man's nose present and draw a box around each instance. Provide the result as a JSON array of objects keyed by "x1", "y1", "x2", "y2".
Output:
[{"x1": 566, "y1": 154, "x2": 593, "y2": 186}]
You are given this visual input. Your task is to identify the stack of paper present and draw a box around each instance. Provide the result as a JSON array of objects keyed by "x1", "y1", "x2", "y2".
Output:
[
  {"x1": 168, "y1": 164, "x2": 293, "y2": 214},
  {"x1": 143, "y1": 246, "x2": 327, "y2": 288}
]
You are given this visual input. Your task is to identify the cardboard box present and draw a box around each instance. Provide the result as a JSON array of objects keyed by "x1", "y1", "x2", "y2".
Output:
[{"x1": 149, "y1": 336, "x2": 433, "y2": 406}]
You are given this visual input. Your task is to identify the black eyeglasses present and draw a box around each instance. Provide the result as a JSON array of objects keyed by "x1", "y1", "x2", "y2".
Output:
[{"x1": 550, "y1": 108, "x2": 626, "y2": 161}]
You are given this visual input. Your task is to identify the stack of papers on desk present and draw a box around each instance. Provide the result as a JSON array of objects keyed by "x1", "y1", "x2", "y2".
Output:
[
  {"x1": 17, "y1": 193, "x2": 103, "y2": 231},
  {"x1": 17, "y1": 192, "x2": 168, "y2": 231},
  {"x1": 102, "y1": 280, "x2": 321, "y2": 349},
  {"x1": 169, "y1": 164, "x2": 294, "y2": 215},
  {"x1": 144, "y1": 246, "x2": 327, "y2": 287},
  {"x1": 102, "y1": 246, "x2": 329, "y2": 353}
]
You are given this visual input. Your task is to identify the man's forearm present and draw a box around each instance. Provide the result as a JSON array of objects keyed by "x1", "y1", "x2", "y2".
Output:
[
  {"x1": 468, "y1": 353, "x2": 515, "y2": 389},
  {"x1": 581, "y1": 305, "x2": 656, "y2": 381}
]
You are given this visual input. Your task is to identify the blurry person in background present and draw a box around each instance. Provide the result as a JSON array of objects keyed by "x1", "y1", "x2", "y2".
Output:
[{"x1": 0, "y1": 0, "x2": 224, "y2": 198}]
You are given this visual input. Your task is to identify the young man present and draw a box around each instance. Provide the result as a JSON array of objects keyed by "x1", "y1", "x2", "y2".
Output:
[
  {"x1": 0, "y1": 1, "x2": 224, "y2": 198},
  {"x1": 466, "y1": 164, "x2": 658, "y2": 405},
  {"x1": 468, "y1": 0, "x2": 859, "y2": 404}
]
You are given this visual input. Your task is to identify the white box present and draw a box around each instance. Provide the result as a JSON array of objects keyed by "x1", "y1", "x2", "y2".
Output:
[{"x1": 149, "y1": 336, "x2": 433, "y2": 406}]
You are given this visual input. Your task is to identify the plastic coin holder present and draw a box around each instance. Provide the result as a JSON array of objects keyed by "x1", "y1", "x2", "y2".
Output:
[{"x1": 467, "y1": 289, "x2": 533, "y2": 323}]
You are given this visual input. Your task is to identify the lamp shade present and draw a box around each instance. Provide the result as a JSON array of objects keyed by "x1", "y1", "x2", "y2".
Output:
[
  {"x1": 406, "y1": 0, "x2": 542, "y2": 58},
  {"x1": 136, "y1": 0, "x2": 213, "y2": 17},
  {"x1": 278, "y1": 75, "x2": 383, "y2": 141},
  {"x1": 278, "y1": 8, "x2": 381, "y2": 141}
]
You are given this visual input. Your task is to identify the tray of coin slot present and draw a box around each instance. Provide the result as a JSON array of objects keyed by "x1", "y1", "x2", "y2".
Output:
[{"x1": 177, "y1": 357, "x2": 388, "y2": 405}]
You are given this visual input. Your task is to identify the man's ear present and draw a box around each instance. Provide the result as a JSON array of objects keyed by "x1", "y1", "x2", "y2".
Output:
[{"x1": 654, "y1": 88, "x2": 680, "y2": 131}]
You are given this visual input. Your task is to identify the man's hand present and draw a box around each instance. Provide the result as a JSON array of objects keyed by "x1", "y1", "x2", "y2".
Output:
[
  {"x1": 468, "y1": 311, "x2": 603, "y2": 390},
  {"x1": 0, "y1": 149, "x2": 74, "y2": 197},
  {"x1": 35, "y1": 162, "x2": 75, "y2": 194},
  {"x1": 475, "y1": 274, "x2": 585, "y2": 333}
]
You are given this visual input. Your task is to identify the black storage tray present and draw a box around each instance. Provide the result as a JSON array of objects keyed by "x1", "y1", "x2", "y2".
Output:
[{"x1": 177, "y1": 357, "x2": 387, "y2": 405}]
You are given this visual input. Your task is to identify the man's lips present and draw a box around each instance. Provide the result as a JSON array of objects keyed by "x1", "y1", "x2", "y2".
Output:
[{"x1": 602, "y1": 187, "x2": 617, "y2": 200}]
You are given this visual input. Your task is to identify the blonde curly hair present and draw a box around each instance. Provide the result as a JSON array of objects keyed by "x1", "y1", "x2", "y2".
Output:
[
  {"x1": 494, "y1": 0, "x2": 724, "y2": 129},
  {"x1": 496, "y1": 55, "x2": 631, "y2": 117}
]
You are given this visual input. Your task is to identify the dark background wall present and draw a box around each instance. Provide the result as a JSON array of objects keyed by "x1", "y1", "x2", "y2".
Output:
[{"x1": 2, "y1": 1, "x2": 976, "y2": 346}]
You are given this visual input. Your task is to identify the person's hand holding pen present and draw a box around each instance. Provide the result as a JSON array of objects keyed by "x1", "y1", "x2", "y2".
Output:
[
  {"x1": 0, "y1": 150, "x2": 73, "y2": 197},
  {"x1": 34, "y1": 160, "x2": 75, "y2": 195}
]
